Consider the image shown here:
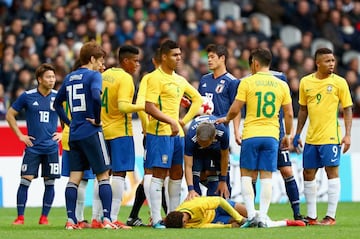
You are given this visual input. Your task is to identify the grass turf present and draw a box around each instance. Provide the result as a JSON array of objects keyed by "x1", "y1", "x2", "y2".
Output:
[{"x1": 0, "y1": 202, "x2": 359, "y2": 239}]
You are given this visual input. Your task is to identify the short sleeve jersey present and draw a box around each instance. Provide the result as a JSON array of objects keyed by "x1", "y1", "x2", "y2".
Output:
[
  {"x1": 101, "y1": 68, "x2": 135, "y2": 139},
  {"x1": 12, "y1": 88, "x2": 58, "y2": 154},
  {"x1": 299, "y1": 73, "x2": 353, "y2": 144},
  {"x1": 236, "y1": 72, "x2": 292, "y2": 140}
]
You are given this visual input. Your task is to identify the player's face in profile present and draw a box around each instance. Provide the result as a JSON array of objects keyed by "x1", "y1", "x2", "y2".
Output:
[
  {"x1": 39, "y1": 70, "x2": 56, "y2": 90},
  {"x1": 93, "y1": 56, "x2": 105, "y2": 72},
  {"x1": 126, "y1": 55, "x2": 140, "y2": 74},
  {"x1": 317, "y1": 54, "x2": 335, "y2": 74}
]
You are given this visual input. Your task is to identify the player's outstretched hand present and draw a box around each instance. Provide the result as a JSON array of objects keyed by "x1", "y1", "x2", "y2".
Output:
[
  {"x1": 216, "y1": 181, "x2": 230, "y2": 199},
  {"x1": 185, "y1": 190, "x2": 199, "y2": 201},
  {"x1": 215, "y1": 117, "x2": 228, "y2": 125}
]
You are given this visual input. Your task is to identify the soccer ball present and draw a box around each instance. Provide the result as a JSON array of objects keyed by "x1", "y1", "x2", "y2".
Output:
[{"x1": 198, "y1": 96, "x2": 214, "y2": 115}]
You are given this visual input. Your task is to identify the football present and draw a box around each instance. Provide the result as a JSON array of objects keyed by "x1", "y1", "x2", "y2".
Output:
[{"x1": 198, "y1": 96, "x2": 214, "y2": 115}]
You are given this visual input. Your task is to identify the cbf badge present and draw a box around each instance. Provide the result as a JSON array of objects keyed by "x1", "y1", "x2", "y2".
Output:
[
  {"x1": 326, "y1": 85, "x2": 333, "y2": 94},
  {"x1": 162, "y1": 154, "x2": 168, "y2": 164}
]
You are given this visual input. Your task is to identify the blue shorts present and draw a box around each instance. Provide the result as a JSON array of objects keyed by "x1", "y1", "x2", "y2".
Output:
[
  {"x1": 277, "y1": 149, "x2": 292, "y2": 168},
  {"x1": 192, "y1": 148, "x2": 221, "y2": 172},
  {"x1": 240, "y1": 137, "x2": 278, "y2": 172},
  {"x1": 69, "y1": 132, "x2": 110, "y2": 175},
  {"x1": 303, "y1": 144, "x2": 341, "y2": 169},
  {"x1": 106, "y1": 136, "x2": 135, "y2": 172},
  {"x1": 146, "y1": 134, "x2": 184, "y2": 169},
  {"x1": 212, "y1": 200, "x2": 236, "y2": 224},
  {"x1": 22, "y1": 149, "x2": 60, "y2": 179},
  {"x1": 61, "y1": 150, "x2": 95, "y2": 179}
]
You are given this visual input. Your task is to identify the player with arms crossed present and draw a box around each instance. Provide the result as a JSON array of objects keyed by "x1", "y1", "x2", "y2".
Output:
[
  {"x1": 217, "y1": 48, "x2": 293, "y2": 228},
  {"x1": 184, "y1": 116, "x2": 230, "y2": 200},
  {"x1": 54, "y1": 41, "x2": 117, "y2": 229},
  {"x1": 293, "y1": 48, "x2": 353, "y2": 225},
  {"x1": 145, "y1": 40, "x2": 202, "y2": 228},
  {"x1": 6, "y1": 63, "x2": 61, "y2": 225}
]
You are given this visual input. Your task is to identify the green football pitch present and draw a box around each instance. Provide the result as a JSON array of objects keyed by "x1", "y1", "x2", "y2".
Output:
[{"x1": 0, "y1": 202, "x2": 359, "y2": 239}]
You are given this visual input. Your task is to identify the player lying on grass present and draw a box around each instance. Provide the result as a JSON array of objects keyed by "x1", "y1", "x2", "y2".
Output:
[{"x1": 164, "y1": 196, "x2": 306, "y2": 228}]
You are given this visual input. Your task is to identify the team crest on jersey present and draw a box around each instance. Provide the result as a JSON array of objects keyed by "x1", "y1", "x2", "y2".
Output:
[
  {"x1": 162, "y1": 154, "x2": 168, "y2": 164},
  {"x1": 50, "y1": 97, "x2": 55, "y2": 111},
  {"x1": 215, "y1": 84, "x2": 224, "y2": 93},
  {"x1": 326, "y1": 85, "x2": 333, "y2": 93}
]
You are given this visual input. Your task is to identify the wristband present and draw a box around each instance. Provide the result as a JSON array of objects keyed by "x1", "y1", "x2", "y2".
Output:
[
  {"x1": 219, "y1": 175, "x2": 227, "y2": 182},
  {"x1": 293, "y1": 134, "x2": 300, "y2": 148},
  {"x1": 285, "y1": 134, "x2": 291, "y2": 139},
  {"x1": 188, "y1": 185, "x2": 194, "y2": 191}
]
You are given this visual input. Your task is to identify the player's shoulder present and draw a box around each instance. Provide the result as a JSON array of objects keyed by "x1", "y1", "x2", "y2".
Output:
[
  {"x1": 270, "y1": 70, "x2": 287, "y2": 82},
  {"x1": 25, "y1": 88, "x2": 38, "y2": 95},
  {"x1": 223, "y1": 72, "x2": 238, "y2": 81}
]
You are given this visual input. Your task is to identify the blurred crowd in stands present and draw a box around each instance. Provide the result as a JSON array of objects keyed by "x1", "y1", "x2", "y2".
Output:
[{"x1": 1, "y1": 0, "x2": 360, "y2": 120}]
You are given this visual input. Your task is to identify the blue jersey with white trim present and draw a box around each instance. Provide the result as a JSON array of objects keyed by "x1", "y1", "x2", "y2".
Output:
[
  {"x1": 185, "y1": 115, "x2": 229, "y2": 156},
  {"x1": 198, "y1": 72, "x2": 240, "y2": 117},
  {"x1": 12, "y1": 88, "x2": 58, "y2": 154},
  {"x1": 55, "y1": 67, "x2": 102, "y2": 141}
]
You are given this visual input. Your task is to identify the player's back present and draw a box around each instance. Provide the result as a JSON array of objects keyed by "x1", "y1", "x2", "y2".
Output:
[
  {"x1": 237, "y1": 72, "x2": 291, "y2": 140},
  {"x1": 64, "y1": 67, "x2": 102, "y2": 141},
  {"x1": 198, "y1": 72, "x2": 239, "y2": 117}
]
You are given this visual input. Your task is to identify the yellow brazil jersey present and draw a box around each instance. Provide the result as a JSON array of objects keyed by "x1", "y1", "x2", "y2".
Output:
[
  {"x1": 136, "y1": 73, "x2": 150, "y2": 133},
  {"x1": 101, "y1": 67, "x2": 135, "y2": 139},
  {"x1": 145, "y1": 67, "x2": 200, "y2": 136},
  {"x1": 176, "y1": 196, "x2": 243, "y2": 228},
  {"x1": 299, "y1": 73, "x2": 353, "y2": 144},
  {"x1": 236, "y1": 72, "x2": 292, "y2": 140}
]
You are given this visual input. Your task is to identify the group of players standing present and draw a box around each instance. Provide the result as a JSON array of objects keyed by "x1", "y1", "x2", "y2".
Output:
[{"x1": 5, "y1": 39, "x2": 353, "y2": 229}]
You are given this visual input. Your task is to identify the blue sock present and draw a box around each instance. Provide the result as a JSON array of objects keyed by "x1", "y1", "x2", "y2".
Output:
[
  {"x1": 226, "y1": 171, "x2": 232, "y2": 197},
  {"x1": 284, "y1": 176, "x2": 301, "y2": 216},
  {"x1": 65, "y1": 182, "x2": 78, "y2": 223},
  {"x1": 17, "y1": 178, "x2": 31, "y2": 216},
  {"x1": 206, "y1": 176, "x2": 218, "y2": 196},
  {"x1": 42, "y1": 179, "x2": 55, "y2": 216},
  {"x1": 98, "y1": 179, "x2": 112, "y2": 220},
  {"x1": 193, "y1": 174, "x2": 202, "y2": 195}
]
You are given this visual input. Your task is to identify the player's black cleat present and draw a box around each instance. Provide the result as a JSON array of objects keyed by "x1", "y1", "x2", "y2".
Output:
[
  {"x1": 126, "y1": 217, "x2": 147, "y2": 227},
  {"x1": 294, "y1": 214, "x2": 309, "y2": 225}
]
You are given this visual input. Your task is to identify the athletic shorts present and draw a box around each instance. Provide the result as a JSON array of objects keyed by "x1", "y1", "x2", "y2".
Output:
[
  {"x1": 145, "y1": 134, "x2": 184, "y2": 169},
  {"x1": 69, "y1": 132, "x2": 110, "y2": 175},
  {"x1": 61, "y1": 150, "x2": 95, "y2": 179},
  {"x1": 240, "y1": 137, "x2": 278, "y2": 172},
  {"x1": 303, "y1": 143, "x2": 341, "y2": 169},
  {"x1": 21, "y1": 149, "x2": 60, "y2": 179},
  {"x1": 277, "y1": 149, "x2": 292, "y2": 168},
  {"x1": 212, "y1": 200, "x2": 236, "y2": 224},
  {"x1": 193, "y1": 148, "x2": 221, "y2": 172},
  {"x1": 106, "y1": 136, "x2": 135, "y2": 172}
]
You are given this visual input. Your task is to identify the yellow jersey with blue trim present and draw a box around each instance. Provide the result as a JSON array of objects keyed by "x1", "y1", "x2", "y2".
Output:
[
  {"x1": 236, "y1": 72, "x2": 292, "y2": 140},
  {"x1": 145, "y1": 68, "x2": 200, "y2": 136},
  {"x1": 299, "y1": 73, "x2": 353, "y2": 144},
  {"x1": 101, "y1": 67, "x2": 135, "y2": 139}
]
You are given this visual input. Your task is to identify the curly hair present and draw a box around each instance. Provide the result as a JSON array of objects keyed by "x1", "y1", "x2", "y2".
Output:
[{"x1": 164, "y1": 211, "x2": 184, "y2": 228}]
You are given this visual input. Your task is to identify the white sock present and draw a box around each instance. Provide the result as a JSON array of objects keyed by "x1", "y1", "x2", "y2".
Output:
[
  {"x1": 76, "y1": 180, "x2": 88, "y2": 221},
  {"x1": 150, "y1": 177, "x2": 164, "y2": 224},
  {"x1": 164, "y1": 176, "x2": 170, "y2": 214},
  {"x1": 304, "y1": 180, "x2": 317, "y2": 219},
  {"x1": 241, "y1": 176, "x2": 256, "y2": 219},
  {"x1": 327, "y1": 178, "x2": 340, "y2": 218},
  {"x1": 168, "y1": 179, "x2": 182, "y2": 213},
  {"x1": 143, "y1": 174, "x2": 152, "y2": 211},
  {"x1": 267, "y1": 220, "x2": 287, "y2": 227},
  {"x1": 92, "y1": 179, "x2": 102, "y2": 221},
  {"x1": 110, "y1": 176, "x2": 125, "y2": 222},
  {"x1": 259, "y1": 178, "x2": 272, "y2": 223}
]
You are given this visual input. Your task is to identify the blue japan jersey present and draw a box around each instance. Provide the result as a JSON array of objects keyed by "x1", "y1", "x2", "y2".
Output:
[
  {"x1": 198, "y1": 72, "x2": 240, "y2": 117},
  {"x1": 55, "y1": 68, "x2": 102, "y2": 141},
  {"x1": 12, "y1": 88, "x2": 58, "y2": 154},
  {"x1": 185, "y1": 115, "x2": 229, "y2": 156}
]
